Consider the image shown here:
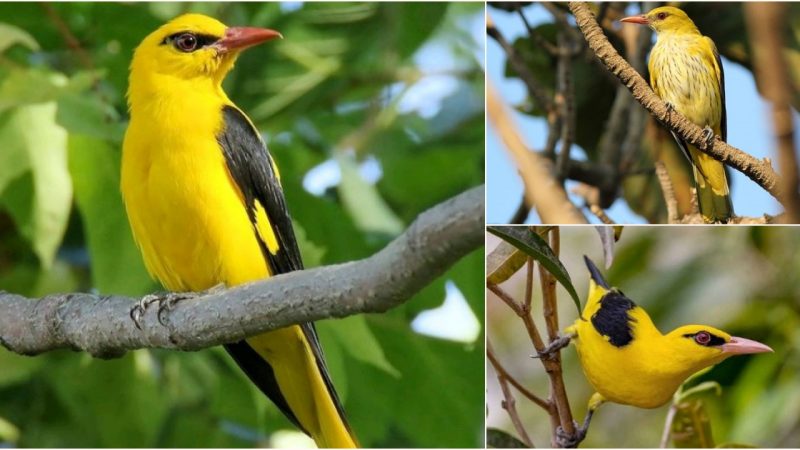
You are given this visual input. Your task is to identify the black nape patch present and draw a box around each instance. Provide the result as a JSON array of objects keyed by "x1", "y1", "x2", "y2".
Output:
[{"x1": 591, "y1": 290, "x2": 637, "y2": 347}]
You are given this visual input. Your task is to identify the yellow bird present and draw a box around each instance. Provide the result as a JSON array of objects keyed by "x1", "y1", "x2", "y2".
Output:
[
  {"x1": 121, "y1": 14, "x2": 356, "y2": 448},
  {"x1": 550, "y1": 256, "x2": 772, "y2": 445},
  {"x1": 621, "y1": 7, "x2": 734, "y2": 223}
]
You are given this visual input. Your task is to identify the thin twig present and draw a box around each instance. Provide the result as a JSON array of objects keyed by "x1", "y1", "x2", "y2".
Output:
[
  {"x1": 517, "y1": 6, "x2": 559, "y2": 55},
  {"x1": 489, "y1": 341, "x2": 536, "y2": 448},
  {"x1": 589, "y1": 204, "x2": 616, "y2": 225},
  {"x1": 555, "y1": 28, "x2": 575, "y2": 182},
  {"x1": 41, "y1": 3, "x2": 94, "y2": 69},
  {"x1": 655, "y1": 160, "x2": 679, "y2": 224},
  {"x1": 487, "y1": 12, "x2": 555, "y2": 113},
  {"x1": 487, "y1": 344, "x2": 551, "y2": 411},
  {"x1": 488, "y1": 283, "x2": 524, "y2": 316},
  {"x1": 659, "y1": 404, "x2": 678, "y2": 448}
]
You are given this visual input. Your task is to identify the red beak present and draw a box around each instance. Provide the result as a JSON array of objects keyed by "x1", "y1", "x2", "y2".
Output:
[
  {"x1": 720, "y1": 336, "x2": 774, "y2": 355},
  {"x1": 213, "y1": 27, "x2": 282, "y2": 53},
  {"x1": 620, "y1": 15, "x2": 649, "y2": 25}
]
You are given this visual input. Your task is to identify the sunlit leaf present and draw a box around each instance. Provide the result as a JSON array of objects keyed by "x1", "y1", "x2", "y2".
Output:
[
  {"x1": 487, "y1": 226, "x2": 581, "y2": 313},
  {"x1": 0, "y1": 102, "x2": 71, "y2": 268},
  {"x1": 0, "y1": 22, "x2": 38, "y2": 53},
  {"x1": 486, "y1": 240, "x2": 527, "y2": 284}
]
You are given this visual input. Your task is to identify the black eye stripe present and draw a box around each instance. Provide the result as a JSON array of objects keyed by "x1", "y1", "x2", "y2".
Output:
[
  {"x1": 682, "y1": 332, "x2": 727, "y2": 347},
  {"x1": 160, "y1": 32, "x2": 220, "y2": 48}
]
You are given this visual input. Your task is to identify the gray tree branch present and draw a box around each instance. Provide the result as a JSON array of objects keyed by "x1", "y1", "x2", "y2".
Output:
[{"x1": 0, "y1": 186, "x2": 484, "y2": 358}]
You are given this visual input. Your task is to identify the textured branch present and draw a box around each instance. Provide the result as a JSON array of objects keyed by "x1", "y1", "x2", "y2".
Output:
[
  {"x1": 568, "y1": 1, "x2": 786, "y2": 206},
  {"x1": 0, "y1": 186, "x2": 484, "y2": 357}
]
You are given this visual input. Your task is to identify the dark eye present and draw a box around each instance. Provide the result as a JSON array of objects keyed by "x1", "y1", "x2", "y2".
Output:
[
  {"x1": 657, "y1": 12, "x2": 667, "y2": 20},
  {"x1": 174, "y1": 33, "x2": 198, "y2": 52},
  {"x1": 694, "y1": 331, "x2": 711, "y2": 345}
]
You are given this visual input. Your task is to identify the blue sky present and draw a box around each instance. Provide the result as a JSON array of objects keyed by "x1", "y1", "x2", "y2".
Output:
[{"x1": 487, "y1": 5, "x2": 799, "y2": 224}]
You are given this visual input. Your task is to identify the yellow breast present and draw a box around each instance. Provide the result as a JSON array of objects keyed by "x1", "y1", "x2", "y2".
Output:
[{"x1": 121, "y1": 84, "x2": 268, "y2": 292}]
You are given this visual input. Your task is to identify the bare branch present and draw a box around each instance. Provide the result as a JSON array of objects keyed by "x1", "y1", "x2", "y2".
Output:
[
  {"x1": 745, "y1": 3, "x2": 800, "y2": 222},
  {"x1": 488, "y1": 341, "x2": 536, "y2": 448},
  {"x1": 487, "y1": 12, "x2": 555, "y2": 114},
  {"x1": 487, "y1": 81, "x2": 588, "y2": 224},
  {"x1": 568, "y1": 1, "x2": 786, "y2": 207},
  {"x1": 655, "y1": 160, "x2": 679, "y2": 224},
  {"x1": 0, "y1": 186, "x2": 484, "y2": 357}
]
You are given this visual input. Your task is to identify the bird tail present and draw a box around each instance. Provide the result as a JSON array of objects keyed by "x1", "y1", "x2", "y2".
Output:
[
  {"x1": 690, "y1": 147, "x2": 733, "y2": 223},
  {"x1": 225, "y1": 325, "x2": 357, "y2": 448}
]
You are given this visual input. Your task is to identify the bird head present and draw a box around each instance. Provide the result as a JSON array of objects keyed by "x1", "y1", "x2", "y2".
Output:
[
  {"x1": 620, "y1": 6, "x2": 700, "y2": 35},
  {"x1": 130, "y1": 14, "x2": 281, "y2": 86},
  {"x1": 663, "y1": 324, "x2": 773, "y2": 374}
]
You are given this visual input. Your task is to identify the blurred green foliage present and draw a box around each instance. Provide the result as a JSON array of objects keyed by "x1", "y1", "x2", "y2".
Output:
[
  {"x1": 0, "y1": 2, "x2": 485, "y2": 447},
  {"x1": 487, "y1": 227, "x2": 800, "y2": 447}
]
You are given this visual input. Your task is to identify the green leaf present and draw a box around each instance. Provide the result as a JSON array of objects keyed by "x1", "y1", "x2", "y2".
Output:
[
  {"x1": 0, "y1": 349, "x2": 44, "y2": 387},
  {"x1": 0, "y1": 22, "x2": 39, "y2": 53},
  {"x1": 0, "y1": 415, "x2": 20, "y2": 444},
  {"x1": 487, "y1": 427, "x2": 527, "y2": 448},
  {"x1": 487, "y1": 226, "x2": 581, "y2": 313},
  {"x1": 671, "y1": 398, "x2": 716, "y2": 448},
  {"x1": 325, "y1": 315, "x2": 400, "y2": 378},
  {"x1": 57, "y1": 93, "x2": 125, "y2": 143},
  {"x1": 0, "y1": 102, "x2": 71, "y2": 268},
  {"x1": 486, "y1": 240, "x2": 527, "y2": 284},
  {"x1": 67, "y1": 135, "x2": 153, "y2": 295},
  {"x1": 337, "y1": 152, "x2": 404, "y2": 236}
]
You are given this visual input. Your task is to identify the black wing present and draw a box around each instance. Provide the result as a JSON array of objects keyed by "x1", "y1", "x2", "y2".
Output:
[
  {"x1": 217, "y1": 105, "x2": 350, "y2": 434},
  {"x1": 712, "y1": 41, "x2": 727, "y2": 142}
]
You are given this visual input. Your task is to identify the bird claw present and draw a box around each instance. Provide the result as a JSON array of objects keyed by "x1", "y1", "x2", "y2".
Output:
[
  {"x1": 533, "y1": 334, "x2": 573, "y2": 360},
  {"x1": 555, "y1": 421, "x2": 587, "y2": 448},
  {"x1": 129, "y1": 292, "x2": 196, "y2": 329},
  {"x1": 701, "y1": 126, "x2": 715, "y2": 147}
]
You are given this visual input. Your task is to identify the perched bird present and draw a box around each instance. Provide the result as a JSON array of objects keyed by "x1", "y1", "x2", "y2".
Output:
[
  {"x1": 121, "y1": 14, "x2": 356, "y2": 448},
  {"x1": 621, "y1": 6, "x2": 734, "y2": 223},
  {"x1": 550, "y1": 256, "x2": 772, "y2": 445}
]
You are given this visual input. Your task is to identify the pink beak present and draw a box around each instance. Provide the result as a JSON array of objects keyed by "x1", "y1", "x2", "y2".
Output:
[
  {"x1": 620, "y1": 15, "x2": 649, "y2": 25},
  {"x1": 213, "y1": 27, "x2": 282, "y2": 53},
  {"x1": 721, "y1": 336, "x2": 773, "y2": 355}
]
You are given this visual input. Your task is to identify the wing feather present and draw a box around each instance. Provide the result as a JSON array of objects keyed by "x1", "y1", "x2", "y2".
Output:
[{"x1": 217, "y1": 105, "x2": 351, "y2": 434}]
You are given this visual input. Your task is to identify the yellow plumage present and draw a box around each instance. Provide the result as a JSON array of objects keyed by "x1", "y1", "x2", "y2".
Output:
[
  {"x1": 623, "y1": 6, "x2": 733, "y2": 223},
  {"x1": 566, "y1": 257, "x2": 771, "y2": 417},
  {"x1": 121, "y1": 14, "x2": 355, "y2": 448}
]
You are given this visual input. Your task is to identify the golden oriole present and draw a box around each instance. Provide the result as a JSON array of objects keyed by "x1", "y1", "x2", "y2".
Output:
[
  {"x1": 546, "y1": 256, "x2": 772, "y2": 445},
  {"x1": 621, "y1": 6, "x2": 734, "y2": 223},
  {"x1": 121, "y1": 14, "x2": 356, "y2": 448}
]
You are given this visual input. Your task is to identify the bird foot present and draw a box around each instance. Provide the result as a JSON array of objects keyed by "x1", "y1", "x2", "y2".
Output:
[
  {"x1": 664, "y1": 102, "x2": 675, "y2": 120},
  {"x1": 130, "y1": 292, "x2": 196, "y2": 329},
  {"x1": 555, "y1": 408, "x2": 594, "y2": 448},
  {"x1": 701, "y1": 126, "x2": 715, "y2": 147},
  {"x1": 533, "y1": 334, "x2": 573, "y2": 360},
  {"x1": 555, "y1": 420, "x2": 588, "y2": 448}
]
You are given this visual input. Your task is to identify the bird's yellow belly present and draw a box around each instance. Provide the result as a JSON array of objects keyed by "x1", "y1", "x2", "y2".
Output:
[
  {"x1": 575, "y1": 333, "x2": 680, "y2": 409},
  {"x1": 651, "y1": 39, "x2": 721, "y2": 130},
  {"x1": 122, "y1": 128, "x2": 268, "y2": 292}
]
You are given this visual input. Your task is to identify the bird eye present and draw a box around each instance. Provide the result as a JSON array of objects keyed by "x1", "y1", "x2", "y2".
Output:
[
  {"x1": 694, "y1": 331, "x2": 711, "y2": 345},
  {"x1": 174, "y1": 33, "x2": 198, "y2": 52},
  {"x1": 657, "y1": 12, "x2": 667, "y2": 20}
]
